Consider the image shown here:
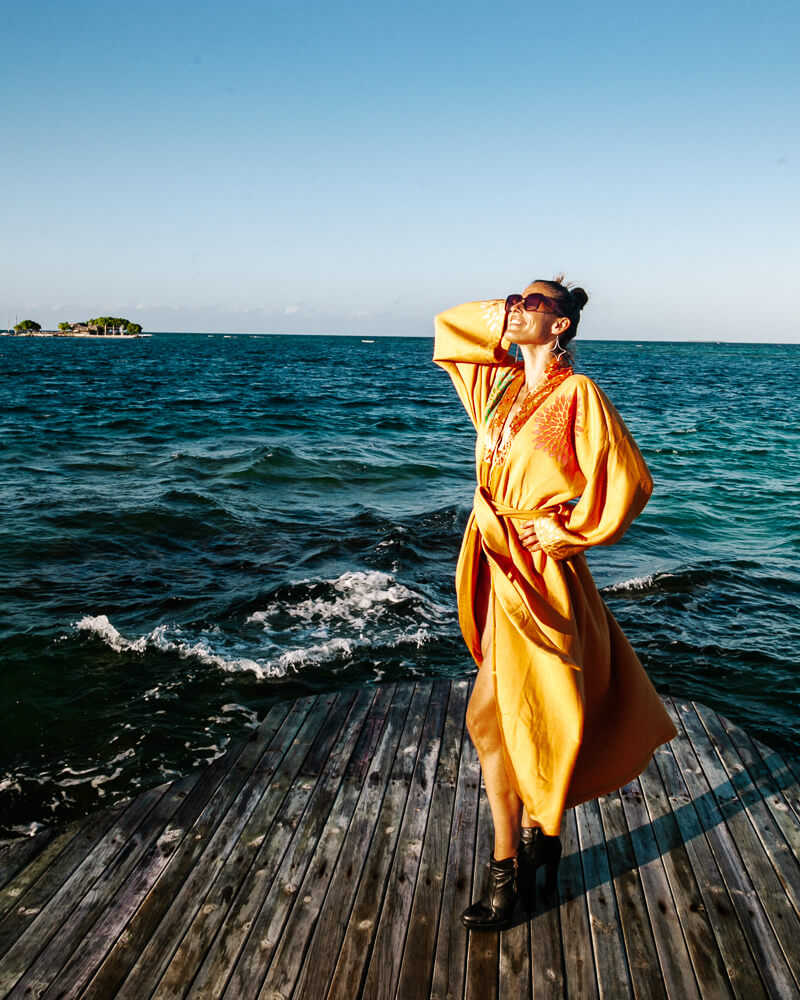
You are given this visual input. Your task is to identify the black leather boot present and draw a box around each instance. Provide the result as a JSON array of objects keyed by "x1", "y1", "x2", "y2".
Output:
[
  {"x1": 520, "y1": 826, "x2": 562, "y2": 910},
  {"x1": 460, "y1": 852, "x2": 520, "y2": 931}
]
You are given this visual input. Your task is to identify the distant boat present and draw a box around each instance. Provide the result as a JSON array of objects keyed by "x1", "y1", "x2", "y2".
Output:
[{"x1": 361, "y1": 339, "x2": 375, "y2": 343}]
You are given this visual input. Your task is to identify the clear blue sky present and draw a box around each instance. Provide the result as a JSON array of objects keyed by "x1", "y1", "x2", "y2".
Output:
[{"x1": 3, "y1": 0, "x2": 798, "y2": 340}]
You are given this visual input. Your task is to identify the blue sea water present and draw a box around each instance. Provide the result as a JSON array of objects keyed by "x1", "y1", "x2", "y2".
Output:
[{"x1": 1, "y1": 332, "x2": 798, "y2": 838}]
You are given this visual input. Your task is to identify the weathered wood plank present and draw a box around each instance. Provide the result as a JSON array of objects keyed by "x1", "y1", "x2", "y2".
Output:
[
  {"x1": 78, "y1": 698, "x2": 309, "y2": 1000},
  {"x1": 620, "y1": 778, "x2": 702, "y2": 1000},
  {"x1": 48, "y1": 704, "x2": 291, "y2": 1000},
  {"x1": 677, "y1": 700, "x2": 800, "y2": 988},
  {"x1": 665, "y1": 699, "x2": 799, "y2": 1000},
  {"x1": 499, "y1": 904, "x2": 531, "y2": 1000},
  {"x1": 693, "y1": 703, "x2": 800, "y2": 917},
  {"x1": 0, "y1": 829, "x2": 59, "y2": 895},
  {"x1": 529, "y1": 881, "x2": 564, "y2": 1000},
  {"x1": 722, "y1": 724, "x2": 800, "y2": 850},
  {"x1": 429, "y1": 686, "x2": 480, "y2": 1000},
  {"x1": 215, "y1": 687, "x2": 371, "y2": 1000},
  {"x1": 575, "y1": 797, "x2": 631, "y2": 1000},
  {"x1": 464, "y1": 789, "x2": 499, "y2": 1000},
  {"x1": 0, "y1": 804, "x2": 127, "y2": 949},
  {"x1": 153, "y1": 687, "x2": 373, "y2": 1000},
  {"x1": 248, "y1": 686, "x2": 388, "y2": 1000},
  {"x1": 653, "y1": 741, "x2": 769, "y2": 1000},
  {"x1": 395, "y1": 679, "x2": 468, "y2": 1000},
  {"x1": 276, "y1": 684, "x2": 411, "y2": 1000},
  {"x1": 325, "y1": 681, "x2": 434, "y2": 1000},
  {"x1": 597, "y1": 790, "x2": 666, "y2": 1000},
  {"x1": 112, "y1": 693, "x2": 340, "y2": 1000},
  {"x1": 0, "y1": 784, "x2": 168, "y2": 997},
  {"x1": 749, "y1": 739, "x2": 800, "y2": 825},
  {"x1": 10, "y1": 774, "x2": 201, "y2": 1000},
  {"x1": 360, "y1": 679, "x2": 450, "y2": 999},
  {"x1": 0, "y1": 830, "x2": 63, "y2": 922},
  {"x1": 558, "y1": 808, "x2": 598, "y2": 1000},
  {"x1": 637, "y1": 753, "x2": 733, "y2": 998}
]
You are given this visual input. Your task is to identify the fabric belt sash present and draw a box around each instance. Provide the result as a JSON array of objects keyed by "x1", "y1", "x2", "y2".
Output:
[{"x1": 472, "y1": 486, "x2": 570, "y2": 634}]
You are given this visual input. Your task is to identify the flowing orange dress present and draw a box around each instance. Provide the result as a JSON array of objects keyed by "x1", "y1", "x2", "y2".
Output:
[{"x1": 434, "y1": 300, "x2": 676, "y2": 836}]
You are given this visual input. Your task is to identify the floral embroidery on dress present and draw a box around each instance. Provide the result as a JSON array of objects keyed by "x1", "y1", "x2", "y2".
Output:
[
  {"x1": 478, "y1": 300, "x2": 505, "y2": 335},
  {"x1": 531, "y1": 391, "x2": 582, "y2": 468},
  {"x1": 482, "y1": 363, "x2": 573, "y2": 468}
]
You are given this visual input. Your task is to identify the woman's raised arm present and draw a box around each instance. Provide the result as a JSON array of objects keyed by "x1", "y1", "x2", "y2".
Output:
[{"x1": 433, "y1": 300, "x2": 517, "y2": 429}]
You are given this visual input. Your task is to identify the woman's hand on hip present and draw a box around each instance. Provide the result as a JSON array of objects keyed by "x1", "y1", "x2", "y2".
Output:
[{"x1": 518, "y1": 520, "x2": 542, "y2": 552}]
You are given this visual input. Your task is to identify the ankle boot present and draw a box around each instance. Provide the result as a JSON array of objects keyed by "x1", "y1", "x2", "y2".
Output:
[
  {"x1": 460, "y1": 852, "x2": 520, "y2": 931},
  {"x1": 520, "y1": 826, "x2": 562, "y2": 909}
]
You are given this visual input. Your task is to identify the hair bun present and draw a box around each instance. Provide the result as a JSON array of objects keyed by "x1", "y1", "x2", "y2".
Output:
[{"x1": 571, "y1": 287, "x2": 589, "y2": 311}]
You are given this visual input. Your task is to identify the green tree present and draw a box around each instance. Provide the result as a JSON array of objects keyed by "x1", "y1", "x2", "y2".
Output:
[
  {"x1": 58, "y1": 322, "x2": 71, "y2": 331},
  {"x1": 88, "y1": 315, "x2": 140, "y2": 333},
  {"x1": 14, "y1": 319, "x2": 41, "y2": 332},
  {"x1": 87, "y1": 316, "x2": 143, "y2": 335}
]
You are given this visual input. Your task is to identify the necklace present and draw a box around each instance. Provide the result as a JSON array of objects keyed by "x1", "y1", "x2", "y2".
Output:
[{"x1": 482, "y1": 361, "x2": 573, "y2": 468}]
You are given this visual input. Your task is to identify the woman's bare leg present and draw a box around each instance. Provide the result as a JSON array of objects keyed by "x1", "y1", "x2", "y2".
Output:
[{"x1": 466, "y1": 589, "x2": 523, "y2": 860}]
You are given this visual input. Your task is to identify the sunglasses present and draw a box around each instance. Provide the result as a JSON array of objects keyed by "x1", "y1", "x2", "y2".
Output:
[{"x1": 504, "y1": 293, "x2": 567, "y2": 317}]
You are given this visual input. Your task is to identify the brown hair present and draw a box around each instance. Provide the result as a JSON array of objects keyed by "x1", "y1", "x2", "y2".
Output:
[{"x1": 533, "y1": 274, "x2": 589, "y2": 347}]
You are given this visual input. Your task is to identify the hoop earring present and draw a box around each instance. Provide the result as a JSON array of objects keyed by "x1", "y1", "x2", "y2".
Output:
[{"x1": 551, "y1": 335, "x2": 567, "y2": 363}]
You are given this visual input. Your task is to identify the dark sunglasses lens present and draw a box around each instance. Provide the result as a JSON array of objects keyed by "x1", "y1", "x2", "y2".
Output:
[
  {"x1": 522, "y1": 294, "x2": 543, "y2": 312},
  {"x1": 505, "y1": 294, "x2": 523, "y2": 311}
]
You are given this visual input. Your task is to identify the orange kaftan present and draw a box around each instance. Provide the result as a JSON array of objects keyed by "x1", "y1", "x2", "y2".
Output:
[{"x1": 434, "y1": 300, "x2": 676, "y2": 836}]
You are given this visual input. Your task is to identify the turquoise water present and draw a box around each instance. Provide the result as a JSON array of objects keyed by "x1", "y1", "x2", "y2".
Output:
[{"x1": 1, "y1": 333, "x2": 798, "y2": 837}]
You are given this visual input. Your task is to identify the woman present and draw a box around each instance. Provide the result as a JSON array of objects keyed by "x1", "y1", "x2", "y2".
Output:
[{"x1": 433, "y1": 277, "x2": 676, "y2": 931}]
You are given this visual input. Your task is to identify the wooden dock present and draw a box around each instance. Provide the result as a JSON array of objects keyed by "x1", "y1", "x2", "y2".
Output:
[{"x1": 0, "y1": 679, "x2": 798, "y2": 999}]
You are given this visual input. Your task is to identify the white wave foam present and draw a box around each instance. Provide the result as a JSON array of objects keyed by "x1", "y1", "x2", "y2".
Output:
[
  {"x1": 75, "y1": 614, "x2": 280, "y2": 680},
  {"x1": 248, "y1": 570, "x2": 446, "y2": 631},
  {"x1": 74, "y1": 571, "x2": 442, "y2": 686},
  {"x1": 274, "y1": 637, "x2": 353, "y2": 670},
  {"x1": 76, "y1": 615, "x2": 147, "y2": 653},
  {"x1": 604, "y1": 572, "x2": 673, "y2": 593},
  {"x1": 0, "y1": 776, "x2": 22, "y2": 795},
  {"x1": 403, "y1": 627, "x2": 432, "y2": 648}
]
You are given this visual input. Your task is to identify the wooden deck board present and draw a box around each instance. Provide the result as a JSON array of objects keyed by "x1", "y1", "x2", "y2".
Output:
[
  {"x1": 395, "y1": 679, "x2": 467, "y2": 1000},
  {"x1": 597, "y1": 789, "x2": 666, "y2": 1000},
  {"x1": 575, "y1": 796, "x2": 631, "y2": 1000},
  {"x1": 157, "y1": 687, "x2": 375, "y2": 1000},
  {"x1": 289, "y1": 683, "x2": 412, "y2": 1000},
  {"x1": 0, "y1": 785, "x2": 169, "y2": 998},
  {"x1": 429, "y1": 692, "x2": 479, "y2": 1000},
  {"x1": 79, "y1": 697, "x2": 310, "y2": 1000},
  {"x1": 0, "y1": 805, "x2": 128, "y2": 956},
  {"x1": 665, "y1": 699, "x2": 800, "y2": 1000},
  {"x1": 559, "y1": 806, "x2": 598, "y2": 1000},
  {"x1": 114, "y1": 692, "x2": 338, "y2": 1000},
  {"x1": 0, "y1": 680, "x2": 798, "y2": 1000}
]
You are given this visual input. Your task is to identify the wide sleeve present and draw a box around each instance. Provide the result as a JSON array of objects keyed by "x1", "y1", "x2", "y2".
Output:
[
  {"x1": 433, "y1": 300, "x2": 516, "y2": 429},
  {"x1": 533, "y1": 378, "x2": 653, "y2": 559}
]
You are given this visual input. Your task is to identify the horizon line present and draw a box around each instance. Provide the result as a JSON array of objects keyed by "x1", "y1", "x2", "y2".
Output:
[{"x1": 3, "y1": 329, "x2": 798, "y2": 346}]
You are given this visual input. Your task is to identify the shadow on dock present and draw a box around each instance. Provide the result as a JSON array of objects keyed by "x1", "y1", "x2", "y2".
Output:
[{"x1": 0, "y1": 679, "x2": 798, "y2": 999}]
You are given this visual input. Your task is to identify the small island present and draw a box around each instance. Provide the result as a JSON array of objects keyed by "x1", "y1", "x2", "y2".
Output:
[{"x1": 9, "y1": 316, "x2": 145, "y2": 338}]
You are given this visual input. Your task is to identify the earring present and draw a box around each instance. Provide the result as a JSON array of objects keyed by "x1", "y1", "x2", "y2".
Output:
[{"x1": 551, "y1": 335, "x2": 567, "y2": 363}]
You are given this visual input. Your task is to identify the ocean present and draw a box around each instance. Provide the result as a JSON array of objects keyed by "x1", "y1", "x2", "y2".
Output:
[{"x1": 1, "y1": 332, "x2": 798, "y2": 839}]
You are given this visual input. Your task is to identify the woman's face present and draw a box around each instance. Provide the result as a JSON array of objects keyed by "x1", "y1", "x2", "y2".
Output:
[{"x1": 504, "y1": 282, "x2": 568, "y2": 346}]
